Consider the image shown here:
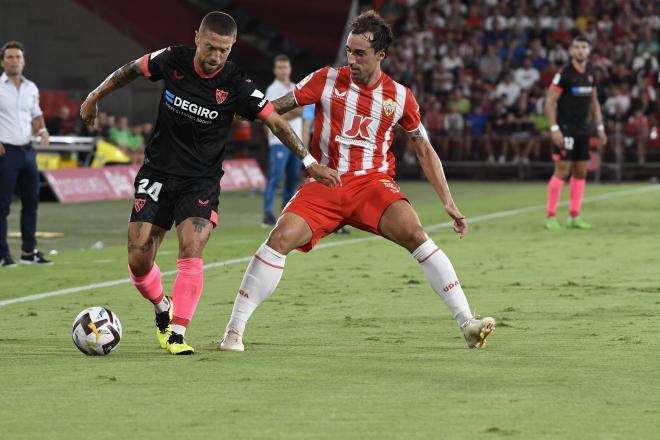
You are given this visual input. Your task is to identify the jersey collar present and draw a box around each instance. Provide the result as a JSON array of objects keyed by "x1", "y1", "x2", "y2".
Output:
[{"x1": 193, "y1": 60, "x2": 223, "y2": 79}]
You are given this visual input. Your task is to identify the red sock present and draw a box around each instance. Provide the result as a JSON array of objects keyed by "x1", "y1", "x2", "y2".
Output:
[
  {"x1": 569, "y1": 177, "x2": 586, "y2": 218},
  {"x1": 171, "y1": 258, "x2": 204, "y2": 328},
  {"x1": 128, "y1": 263, "x2": 164, "y2": 304},
  {"x1": 546, "y1": 176, "x2": 564, "y2": 218}
]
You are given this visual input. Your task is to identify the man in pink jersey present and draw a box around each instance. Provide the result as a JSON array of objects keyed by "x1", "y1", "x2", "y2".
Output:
[{"x1": 220, "y1": 10, "x2": 496, "y2": 351}]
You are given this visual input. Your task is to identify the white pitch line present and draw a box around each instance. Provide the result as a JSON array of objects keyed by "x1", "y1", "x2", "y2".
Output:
[{"x1": 1, "y1": 184, "x2": 657, "y2": 307}]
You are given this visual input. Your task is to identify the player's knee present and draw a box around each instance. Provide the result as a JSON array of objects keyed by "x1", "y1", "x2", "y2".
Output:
[
  {"x1": 178, "y1": 241, "x2": 204, "y2": 259},
  {"x1": 266, "y1": 229, "x2": 294, "y2": 255},
  {"x1": 128, "y1": 254, "x2": 152, "y2": 277},
  {"x1": 398, "y1": 228, "x2": 427, "y2": 252}
]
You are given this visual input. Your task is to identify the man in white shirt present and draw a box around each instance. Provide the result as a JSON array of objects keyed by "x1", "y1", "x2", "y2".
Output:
[
  {"x1": 0, "y1": 41, "x2": 51, "y2": 267},
  {"x1": 514, "y1": 57, "x2": 540, "y2": 90},
  {"x1": 262, "y1": 54, "x2": 303, "y2": 226},
  {"x1": 494, "y1": 71, "x2": 521, "y2": 107}
]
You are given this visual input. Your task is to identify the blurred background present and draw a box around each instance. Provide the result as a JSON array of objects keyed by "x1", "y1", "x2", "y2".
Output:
[{"x1": 1, "y1": 0, "x2": 658, "y2": 198}]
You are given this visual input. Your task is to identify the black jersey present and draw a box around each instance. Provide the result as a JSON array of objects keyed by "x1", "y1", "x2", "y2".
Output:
[
  {"x1": 550, "y1": 63, "x2": 596, "y2": 135},
  {"x1": 138, "y1": 46, "x2": 272, "y2": 178}
]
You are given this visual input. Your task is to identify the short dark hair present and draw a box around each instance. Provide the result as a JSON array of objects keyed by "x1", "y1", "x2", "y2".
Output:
[
  {"x1": 199, "y1": 11, "x2": 237, "y2": 37},
  {"x1": 1, "y1": 40, "x2": 25, "y2": 60},
  {"x1": 274, "y1": 54, "x2": 290, "y2": 65},
  {"x1": 350, "y1": 10, "x2": 394, "y2": 57},
  {"x1": 573, "y1": 35, "x2": 591, "y2": 46}
]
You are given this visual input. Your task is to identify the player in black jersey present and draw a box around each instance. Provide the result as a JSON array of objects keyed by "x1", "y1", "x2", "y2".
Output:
[
  {"x1": 80, "y1": 11, "x2": 340, "y2": 355},
  {"x1": 544, "y1": 36, "x2": 607, "y2": 230}
]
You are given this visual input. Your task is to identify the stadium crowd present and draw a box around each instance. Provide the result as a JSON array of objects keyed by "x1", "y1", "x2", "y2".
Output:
[{"x1": 378, "y1": 0, "x2": 660, "y2": 164}]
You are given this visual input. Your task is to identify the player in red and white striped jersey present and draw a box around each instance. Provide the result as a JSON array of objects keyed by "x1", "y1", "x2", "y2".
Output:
[{"x1": 220, "y1": 11, "x2": 496, "y2": 351}]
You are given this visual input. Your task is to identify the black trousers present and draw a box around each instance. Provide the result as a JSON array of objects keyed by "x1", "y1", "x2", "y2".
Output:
[{"x1": 0, "y1": 143, "x2": 40, "y2": 258}]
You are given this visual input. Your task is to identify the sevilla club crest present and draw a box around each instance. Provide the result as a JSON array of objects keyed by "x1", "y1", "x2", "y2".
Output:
[
  {"x1": 216, "y1": 89, "x2": 228, "y2": 104},
  {"x1": 134, "y1": 198, "x2": 146, "y2": 213}
]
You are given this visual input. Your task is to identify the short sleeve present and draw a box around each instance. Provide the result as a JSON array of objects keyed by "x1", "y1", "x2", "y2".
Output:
[
  {"x1": 549, "y1": 69, "x2": 568, "y2": 93},
  {"x1": 139, "y1": 47, "x2": 171, "y2": 82},
  {"x1": 31, "y1": 86, "x2": 43, "y2": 119},
  {"x1": 235, "y1": 77, "x2": 273, "y2": 121},
  {"x1": 398, "y1": 88, "x2": 421, "y2": 132},
  {"x1": 292, "y1": 67, "x2": 329, "y2": 106}
]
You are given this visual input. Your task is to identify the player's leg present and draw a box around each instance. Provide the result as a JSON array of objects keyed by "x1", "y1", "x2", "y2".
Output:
[
  {"x1": 263, "y1": 144, "x2": 288, "y2": 225},
  {"x1": 220, "y1": 213, "x2": 312, "y2": 351},
  {"x1": 377, "y1": 199, "x2": 495, "y2": 349},
  {"x1": 221, "y1": 180, "x2": 342, "y2": 351},
  {"x1": 546, "y1": 155, "x2": 570, "y2": 230},
  {"x1": 128, "y1": 169, "x2": 176, "y2": 348},
  {"x1": 127, "y1": 221, "x2": 172, "y2": 347},
  {"x1": 567, "y1": 159, "x2": 591, "y2": 229},
  {"x1": 163, "y1": 216, "x2": 213, "y2": 354},
  {"x1": 281, "y1": 150, "x2": 301, "y2": 211}
]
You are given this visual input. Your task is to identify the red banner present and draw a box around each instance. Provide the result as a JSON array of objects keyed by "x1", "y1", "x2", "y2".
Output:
[{"x1": 43, "y1": 159, "x2": 265, "y2": 203}]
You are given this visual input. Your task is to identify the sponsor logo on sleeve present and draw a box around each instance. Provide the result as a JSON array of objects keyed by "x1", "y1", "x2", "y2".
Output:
[{"x1": 296, "y1": 72, "x2": 314, "y2": 90}]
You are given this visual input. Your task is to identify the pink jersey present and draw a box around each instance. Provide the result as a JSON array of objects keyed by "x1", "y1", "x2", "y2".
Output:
[{"x1": 293, "y1": 65, "x2": 421, "y2": 177}]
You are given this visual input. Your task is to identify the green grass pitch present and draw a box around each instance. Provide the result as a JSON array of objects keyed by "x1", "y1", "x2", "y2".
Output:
[{"x1": 1, "y1": 181, "x2": 658, "y2": 439}]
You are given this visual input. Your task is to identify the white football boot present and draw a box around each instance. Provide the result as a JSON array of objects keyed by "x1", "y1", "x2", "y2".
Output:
[
  {"x1": 219, "y1": 329, "x2": 245, "y2": 352},
  {"x1": 461, "y1": 316, "x2": 496, "y2": 349}
]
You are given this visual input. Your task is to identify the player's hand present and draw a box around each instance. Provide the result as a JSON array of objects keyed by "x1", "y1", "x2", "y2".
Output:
[
  {"x1": 307, "y1": 163, "x2": 341, "y2": 188},
  {"x1": 596, "y1": 130, "x2": 607, "y2": 148},
  {"x1": 445, "y1": 203, "x2": 468, "y2": 239},
  {"x1": 80, "y1": 95, "x2": 99, "y2": 126},
  {"x1": 551, "y1": 130, "x2": 564, "y2": 148},
  {"x1": 0, "y1": 143, "x2": 5, "y2": 156}
]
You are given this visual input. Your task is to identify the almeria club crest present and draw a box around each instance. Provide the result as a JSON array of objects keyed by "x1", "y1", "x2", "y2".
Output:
[{"x1": 216, "y1": 89, "x2": 228, "y2": 104}]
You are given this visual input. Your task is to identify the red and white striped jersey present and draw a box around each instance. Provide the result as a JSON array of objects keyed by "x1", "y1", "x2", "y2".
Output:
[{"x1": 293, "y1": 66, "x2": 421, "y2": 177}]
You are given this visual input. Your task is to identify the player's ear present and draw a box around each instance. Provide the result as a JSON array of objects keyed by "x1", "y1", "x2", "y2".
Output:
[{"x1": 194, "y1": 30, "x2": 200, "y2": 47}]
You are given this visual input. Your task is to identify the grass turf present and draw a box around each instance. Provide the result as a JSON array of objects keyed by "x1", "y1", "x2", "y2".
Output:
[{"x1": 1, "y1": 181, "x2": 659, "y2": 439}]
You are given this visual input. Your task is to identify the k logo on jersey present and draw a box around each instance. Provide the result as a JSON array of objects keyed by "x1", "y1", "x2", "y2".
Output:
[
  {"x1": 216, "y1": 89, "x2": 228, "y2": 104},
  {"x1": 345, "y1": 115, "x2": 374, "y2": 139}
]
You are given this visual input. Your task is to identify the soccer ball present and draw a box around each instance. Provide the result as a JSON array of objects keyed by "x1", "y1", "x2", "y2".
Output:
[{"x1": 71, "y1": 307, "x2": 122, "y2": 356}]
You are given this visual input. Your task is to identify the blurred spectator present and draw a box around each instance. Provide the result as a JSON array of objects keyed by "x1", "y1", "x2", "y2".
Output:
[
  {"x1": 509, "y1": 92, "x2": 536, "y2": 164},
  {"x1": 126, "y1": 125, "x2": 145, "y2": 165},
  {"x1": 465, "y1": 103, "x2": 489, "y2": 159},
  {"x1": 625, "y1": 108, "x2": 650, "y2": 163},
  {"x1": 102, "y1": 114, "x2": 115, "y2": 140},
  {"x1": 514, "y1": 57, "x2": 540, "y2": 90},
  {"x1": 442, "y1": 101, "x2": 464, "y2": 159},
  {"x1": 494, "y1": 71, "x2": 521, "y2": 107},
  {"x1": 108, "y1": 115, "x2": 131, "y2": 150},
  {"x1": 479, "y1": 44, "x2": 503, "y2": 83},
  {"x1": 486, "y1": 98, "x2": 510, "y2": 163},
  {"x1": 46, "y1": 105, "x2": 74, "y2": 135}
]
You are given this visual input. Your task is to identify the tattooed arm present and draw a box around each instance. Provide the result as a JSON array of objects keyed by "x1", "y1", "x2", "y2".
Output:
[
  {"x1": 271, "y1": 91, "x2": 300, "y2": 115},
  {"x1": 80, "y1": 60, "x2": 143, "y2": 125},
  {"x1": 406, "y1": 124, "x2": 468, "y2": 238},
  {"x1": 262, "y1": 111, "x2": 341, "y2": 187}
]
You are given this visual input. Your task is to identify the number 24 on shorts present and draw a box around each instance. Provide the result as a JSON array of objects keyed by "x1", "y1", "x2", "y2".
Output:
[{"x1": 137, "y1": 179, "x2": 162, "y2": 202}]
